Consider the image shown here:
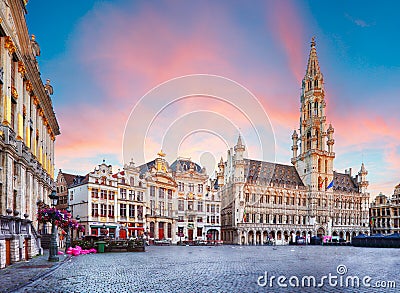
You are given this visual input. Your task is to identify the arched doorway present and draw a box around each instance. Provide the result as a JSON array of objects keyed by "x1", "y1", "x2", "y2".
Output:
[
  {"x1": 277, "y1": 231, "x2": 282, "y2": 240},
  {"x1": 317, "y1": 227, "x2": 325, "y2": 239},
  {"x1": 346, "y1": 231, "x2": 351, "y2": 242},
  {"x1": 284, "y1": 231, "x2": 289, "y2": 243},
  {"x1": 339, "y1": 231, "x2": 344, "y2": 239},
  {"x1": 248, "y1": 231, "x2": 254, "y2": 245},
  {"x1": 207, "y1": 229, "x2": 219, "y2": 241},
  {"x1": 256, "y1": 231, "x2": 261, "y2": 245},
  {"x1": 263, "y1": 231, "x2": 268, "y2": 244}
]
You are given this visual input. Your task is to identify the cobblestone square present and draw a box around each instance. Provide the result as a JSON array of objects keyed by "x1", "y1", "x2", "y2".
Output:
[{"x1": 15, "y1": 246, "x2": 400, "y2": 293}]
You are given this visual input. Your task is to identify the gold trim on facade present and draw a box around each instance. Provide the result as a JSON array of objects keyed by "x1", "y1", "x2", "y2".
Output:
[
  {"x1": 26, "y1": 80, "x2": 33, "y2": 92},
  {"x1": 4, "y1": 36, "x2": 16, "y2": 54},
  {"x1": 18, "y1": 61, "x2": 26, "y2": 76},
  {"x1": 11, "y1": 86, "x2": 18, "y2": 99},
  {"x1": 32, "y1": 95, "x2": 39, "y2": 106}
]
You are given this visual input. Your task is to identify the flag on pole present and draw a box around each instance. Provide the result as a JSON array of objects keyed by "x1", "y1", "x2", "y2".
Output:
[
  {"x1": 370, "y1": 217, "x2": 375, "y2": 227},
  {"x1": 326, "y1": 179, "x2": 334, "y2": 189},
  {"x1": 243, "y1": 209, "x2": 247, "y2": 222}
]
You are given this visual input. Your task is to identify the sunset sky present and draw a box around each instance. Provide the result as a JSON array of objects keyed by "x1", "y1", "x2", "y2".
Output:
[{"x1": 26, "y1": 1, "x2": 400, "y2": 197}]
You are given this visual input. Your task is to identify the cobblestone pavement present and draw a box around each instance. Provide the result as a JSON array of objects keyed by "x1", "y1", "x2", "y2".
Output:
[
  {"x1": 13, "y1": 246, "x2": 400, "y2": 293},
  {"x1": 0, "y1": 250, "x2": 70, "y2": 293}
]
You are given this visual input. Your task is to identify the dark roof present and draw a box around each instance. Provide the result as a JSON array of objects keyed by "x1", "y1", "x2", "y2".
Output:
[
  {"x1": 333, "y1": 172, "x2": 359, "y2": 193},
  {"x1": 244, "y1": 159, "x2": 304, "y2": 188},
  {"x1": 62, "y1": 173, "x2": 78, "y2": 187},
  {"x1": 138, "y1": 160, "x2": 156, "y2": 175},
  {"x1": 170, "y1": 159, "x2": 202, "y2": 173}
]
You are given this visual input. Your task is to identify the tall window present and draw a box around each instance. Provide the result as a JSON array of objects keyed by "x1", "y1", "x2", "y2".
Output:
[
  {"x1": 11, "y1": 98, "x2": 16, "y2": 129},
  {"x1": 150, "y1": 200, "x2": 155, "y2": 216},
  {"x1": 108, "y1": 191, "x2": 115, "y2": 200},
  {"x1": 100, "y1": 190, "x2": 107, "y2": 199},
  {"x1": 91, "y1": 204, "x2": 98, "y2": 217},
  {"x1": 129, "y1": 204, "x2": 135, "y2": 218},
  {"x1": 100, "y1": 204, "x2": 107, "y2": 217},
  {"x1": 130, "y1": 177, "x2": 134, "y2": 186},
  {"x1": 178, "y1": 182, "x2": 184, "y2": 191},
  {"x1": 189, "y1": 183, "x2": 194, "y2": 192},
  {"x1": 120, "y1": 203, "x2": 127, "y2": 217},
  {"x1": 197, "y1": 201, "x2": 203, "y2": 212},
  {"x1": 137, "y1": 206, "x2": 143, "y2": 220},
  {"x1": 198, "y1": 184, "x2": 203, "y2": 193},
  {"x1": 178, "y1": 200, "x2": 184, "y2": 211},
  {"x1": 167, "y1": 189, "x2": 172, "y2": 199},
  {"x1": 92, "y1": 189, "x2": 99, "y2": 198},
  {"x1": 159, "y1": 187, "x2": 165, "y2": 199},
  {"x1": 120, "y1": 188, "x2": 127, "y2": 199},
  {"x1": 108, "y1": 205, "x2": 114, "y2": 217},
  {"x1": 159, "y1": 201, "x2": 165, "y2": 216},
  {"x1": 129, "y1": 190, "x2": 134, "y2": 201},
  {"x1": 211, "y1": 204, "x2": 215, "y2": 213},
  {"x1": 150, "y1": 186, "x2": 156, "y2": 197},
  {"x1": 168, "y1": 203, "x2": 172, "y2": 217},
  {"x1": 188, "y1": 201, "x2": 194, "y2": 211}
]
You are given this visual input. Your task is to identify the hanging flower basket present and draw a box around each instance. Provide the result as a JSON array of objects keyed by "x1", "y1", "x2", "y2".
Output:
[{"x1": 37, "y1": 207, "x2": 69, "y2": 226}]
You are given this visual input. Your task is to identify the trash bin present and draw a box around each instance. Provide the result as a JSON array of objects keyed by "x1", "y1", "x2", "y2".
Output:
[{"x1": 95, "y1": 241, "x2": 106, "y2": 253}]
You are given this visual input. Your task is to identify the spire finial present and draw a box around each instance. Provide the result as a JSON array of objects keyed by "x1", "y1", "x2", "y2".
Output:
[{"x1": 311, "y1": 36, "x2": 316, "y2": 47}]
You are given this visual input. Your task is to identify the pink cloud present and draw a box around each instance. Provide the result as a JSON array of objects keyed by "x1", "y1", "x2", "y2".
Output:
[{"x1": 266, "y1": 1, "x2": 306, "y2": 84}]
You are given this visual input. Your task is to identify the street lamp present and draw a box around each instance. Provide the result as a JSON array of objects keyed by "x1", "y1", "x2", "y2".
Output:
[
  {"x1": 65, "y1": 207, "x2": 72, "y2": 249},
  {"x1": 48, "y1": 189, "x2": 59, "y2": 262},
  {"x1": 75, "y1": 215, "x2": 81, "y2": 239}
]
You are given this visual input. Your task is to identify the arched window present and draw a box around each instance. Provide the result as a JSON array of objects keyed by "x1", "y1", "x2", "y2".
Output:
[
  {"x1": 318, "y1": 159, "x2": 321, "y2": 173},
  {"x1": 325, "y1": 160, "x2": 328, "y2": 173},
  {"x1": 307, "y1": 103, "x2": 312, "y2": 118},
  {"x1": 306, "y1": 131, "x2": 311, "y2": 151},
  {"x1": 314, "y1": 79, "x2": 318, "y2": 88},
  {"x1": 315, "y1": 129, "x2": 320, "y2": 149},
  {"x1": 314, "y1": 101, "x2": 318, "y2": 116}
]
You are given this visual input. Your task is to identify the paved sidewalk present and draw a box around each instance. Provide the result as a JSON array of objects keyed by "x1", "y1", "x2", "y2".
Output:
[{"x1": 0, "y1": 250, "x2": 70, "y2": 293}]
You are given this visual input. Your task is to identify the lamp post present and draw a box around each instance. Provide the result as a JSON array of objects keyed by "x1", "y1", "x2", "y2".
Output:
[
  {"x1": 48, "y1": 189, "x2": 59, "y2": 262},
  {"x1": 74, "y1": 215, "x2": 80, "y2": 240},
  {"x1": 65, "y1": 207, "x2": 72, "y2": 249}
]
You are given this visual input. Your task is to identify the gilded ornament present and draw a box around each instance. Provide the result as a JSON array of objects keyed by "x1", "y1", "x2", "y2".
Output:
[
  {"x1": 26, "y1": 80, "x2": 33, "y2": 92},
  {"x1": 32, "y1": 96, "x2": 39, "y2": 106},
  {"x1": 11, "y1": 86, "x2": 18, "y2": 98},
  {"x1": 157, "y1": 150, "x2": 166, "y2": 157},
  {"x1": 38, "y1": 108, "x2": 44, "y2": 117},
  {"x1": 23, "y1": 105, "x2": 26, "y2": 116},
  {"x1": 18, "y1": 61, "x2": 26, "y2": 76},
  {"x1": 4, "y1": 36, "x2": 16, "y2": 54},
  {"x1": 36, "y1": 129, "x2": 39, "y2": 137}
]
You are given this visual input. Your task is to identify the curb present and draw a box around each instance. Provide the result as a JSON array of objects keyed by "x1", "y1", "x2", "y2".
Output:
[{"x1": 10, "y1": 254, "x2": 73, "y2": 293}]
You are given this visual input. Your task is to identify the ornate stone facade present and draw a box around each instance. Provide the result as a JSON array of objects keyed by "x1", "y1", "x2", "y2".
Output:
[
  {"x1": 370, "y1": 184, "x2": 400, "y2": 235},
  {"x1": 0, "y1": 0, "x2": 60, "y2": 267},
  {"x1": 219, "y1": 40, "x2": 370, "y2": 245}
]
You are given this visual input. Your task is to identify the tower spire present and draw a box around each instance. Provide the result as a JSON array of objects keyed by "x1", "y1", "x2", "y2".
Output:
[{"x1": 305, "y1": 37, "x2": 322, "y2": 79}]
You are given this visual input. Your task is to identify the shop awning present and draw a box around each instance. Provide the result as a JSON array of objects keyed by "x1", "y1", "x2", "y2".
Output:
[{"x1": 90, "y1": 225, "x2": 117, "y2": 228}]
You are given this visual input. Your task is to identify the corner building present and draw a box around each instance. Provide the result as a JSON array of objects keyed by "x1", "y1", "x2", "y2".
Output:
[
  {"x1": 0, "y1": 0, "x2": 60, "y2": 267},
  {"x1": 219, "y1": 40, "x2": 370, "y2": 245}
]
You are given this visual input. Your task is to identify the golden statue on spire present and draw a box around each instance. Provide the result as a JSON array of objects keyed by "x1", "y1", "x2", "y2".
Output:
[{"x1": 157, "y1": 150, "x2": 166, "y2": 157}]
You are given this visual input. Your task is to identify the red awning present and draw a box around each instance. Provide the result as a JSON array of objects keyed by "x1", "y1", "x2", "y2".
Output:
[{"x1": 128, "y1": 227, "x2": 144, "y2": 230}]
